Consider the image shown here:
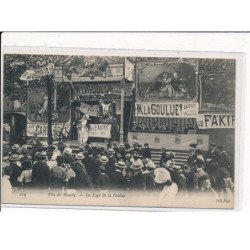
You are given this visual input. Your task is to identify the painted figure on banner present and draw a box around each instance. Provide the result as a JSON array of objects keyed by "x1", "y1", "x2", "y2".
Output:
[
  {"x1": 139, "y1": 63, "x2": 196, "y2": 101},
  {"x1": 77, "y1": 115, "x2": 89, "y2": 144}
]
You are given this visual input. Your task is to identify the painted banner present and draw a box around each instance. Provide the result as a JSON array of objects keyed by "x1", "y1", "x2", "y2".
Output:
[
  {"x1": 196, "y1": 114, "x2": 235, "y2": 129},
  {"x1": 135, "y1": 102, "x2": 199, "y2": 118},
  {"x1": 88, "y1": 124, "x2": 111, "y2": 138},
  {"x1": 127, "y1": 132, "x2": 209, "y2": 151},
  {"x1": 79, "y1": 102, "x2": 100, "y2": 117},
  {"x1": 27, "y1": 123, "x2": 70, "y2": 138},
  {"x1": 136, "y1": 63, "x2": 197, "y2": 102}
]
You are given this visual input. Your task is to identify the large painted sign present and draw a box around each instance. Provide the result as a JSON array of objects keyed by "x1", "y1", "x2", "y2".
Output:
[
  {"x1": 136, "y1": 63, "x2": 197, "y2": 102},
  {"x1": 88, "y1": 124, "x2": 111, "y2": 138},
  {"x1": 196, "y1": 114, "x2": 235, "y2": 129},
  {"x1": 200, "y1": 74, "x2": 235, "y2": 112},
  {"x1": 135, "y1": 102, "x2": 199, "y2": 118},
  {"x1": 27, "y1": 123, "x2": 70, "y2": 138}
]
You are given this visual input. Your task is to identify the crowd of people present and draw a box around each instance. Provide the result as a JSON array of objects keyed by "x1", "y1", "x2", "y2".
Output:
[{"x1": 2, "y1": 138, "x2": 234, "y2": 200}]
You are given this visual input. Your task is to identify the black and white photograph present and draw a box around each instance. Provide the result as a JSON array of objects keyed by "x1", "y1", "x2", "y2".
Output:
[{"x1": 1, "y1": 49, "x2": 239, "y2": 208}]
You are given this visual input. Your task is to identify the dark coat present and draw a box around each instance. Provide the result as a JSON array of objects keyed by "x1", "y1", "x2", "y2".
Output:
[
  {"x1": 129, "y1": 171, "x2": 146, "y2": 191},
  {"x1": 71, "y1": 161, "x2": 93, "y2": 189},
  {"x1": 145, "y1": 171, "x2": 155, "y2": 191},
  {"x1": 96, "y1": 174, "x2": 110, "y2": 189},
  {"x1": 112, "y1": 170, "x2": 127, "y2": 190},
  {"x1": 83, "y1": 156, "x2": 99, "y2": 184},
  {"x1": 142, "y1": 147, "x2": 151, "y2": 159},
  {"x1": 31, "y1": 161, "x2": 50, "y2": 189},
  {"x1": 159, "y1": 153, "x2": 171, "y2": 167},
  {"x1": 9, "y1": 163, "x2": 22, "y2": 188}
]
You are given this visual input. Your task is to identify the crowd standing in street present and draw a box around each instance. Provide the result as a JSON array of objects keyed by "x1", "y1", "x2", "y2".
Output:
[{"x1": 2, "y1": 138, "x2": 234, "y2": 200}]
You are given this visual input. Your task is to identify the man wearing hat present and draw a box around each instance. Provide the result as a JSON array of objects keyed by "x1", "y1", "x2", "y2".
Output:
[
  {"x1": 9, "y1": 154, "x2": 22, "y2": 189},
  {"x1": 206, "y1": 143, "x2": 219, "y2": 162},
  {"x1": 96, "y1": 156, "x2": 111, "y2": 190},
  {"x1": 83, "y1": 148, "x2": 99, "y2": 184},
  {"x1": 31, "y1": 151, "x2": 50, "y2": 189},
  {"x1": 71, "y1": 153, "x2": 93, "y2": 189},
  {"x1": 142, "y1": 143, "x2": 151, "y2": 159},
  {"x1": 193, "y1": 159, "x2": 210, "y2": 191},
  {"x1": 112, "y1": 161, "x2": 127, "y2": 190},
  {"x1": 143, "y1": 159, "x2": 156, "y2": 191},
  {"x1": 129, "y1": 160, "x2": 146, "y2": 191}
]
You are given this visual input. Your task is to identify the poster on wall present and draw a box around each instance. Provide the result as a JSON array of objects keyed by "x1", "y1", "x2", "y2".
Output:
[
  {"x1": 79, "y1": 102, "x2": 100, "y2": 117},
  {"x1": 136, "y1": 60, "x2": 197, "y2": 103},
  {"x1": 27, "y1": 85, "x2": 71, "y2": 124},
  {"x1": 88, "y1": 124, "x2": 111, "y2": 138},
  {"x1": 199, "y1": 72, "x2": 235, "y2": 112},
  {"x1": 196, "y1": 114, "x2": 235, "y2": 129}
]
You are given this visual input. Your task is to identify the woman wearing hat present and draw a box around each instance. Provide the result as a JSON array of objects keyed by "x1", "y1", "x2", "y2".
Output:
[{"x1": 154, "y1": 168, "x2": 178, "y2": 200}]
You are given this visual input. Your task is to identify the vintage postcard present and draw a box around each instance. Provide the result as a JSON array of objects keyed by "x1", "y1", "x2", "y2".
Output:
[{"x1": 1, "y1": 46, "x2": 242, "y2": 209}]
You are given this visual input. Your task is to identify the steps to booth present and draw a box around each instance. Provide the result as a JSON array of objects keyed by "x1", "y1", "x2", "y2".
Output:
[{"x1": 151, "y1": 149, "x2": 189, "y2": 167}]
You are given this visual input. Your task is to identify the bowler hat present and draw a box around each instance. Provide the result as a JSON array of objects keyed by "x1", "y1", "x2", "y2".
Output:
[
  {"x1": 154, "y1": 168, "x2": 171, "y2": 184},
  {"x1": 75, "y1": 153, "x2": 85, "y2": 160},
  {"x1": 107, "y1": 148, "x2": 115, "y2": 155}
]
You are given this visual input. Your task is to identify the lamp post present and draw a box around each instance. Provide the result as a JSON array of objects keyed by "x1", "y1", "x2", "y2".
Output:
[
  {"x1": 119, "y1": 78, "x2": 126, "y2": 143},
  {"x1": 54, "y1": 66, "x2": 63, "y2": 139}
]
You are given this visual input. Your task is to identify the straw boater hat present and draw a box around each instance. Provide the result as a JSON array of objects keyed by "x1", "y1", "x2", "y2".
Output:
[
  {"x1": 12, "y1": 144, "x2": 20, "y2": 151},
  {"x1": 116, "y1": 161, "x2": 126, "y2": 169},
  {"x1": 130, "y1": 159, "x2": 144, "y2": 170},
  {"x1": 75, "y1": 153, "x2": 85, "y2": 160},
  {"x1": 39, "y1": 151, "x2": 48, "y2": 159},
  {"x1": 154, "y1": 168, "x2": 171, "y2": 184},
  {"x1": 107, "y1": 148, "x2": 115, "y2": 155},
  {"x1": 125, "y1": 153, "x2": 133, "y2": 159},
  {"x1": 100, "y1": 155, "x2": 109, "y2": 163},
  {"x1": 9, "y1": 154, "x2": 19, "y2": 162}
]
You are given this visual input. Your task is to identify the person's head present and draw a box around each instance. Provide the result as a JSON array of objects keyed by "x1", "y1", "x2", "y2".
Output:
[
  {"x1": 100, "y1": 155, "x2": 109, "y2": 166},
  {"x1": 165, "y1": 159, "x2": 175, "y2": 169},
  {"x1": 119, "y1": 143, "x2": 125, "y2": 150},
  {"x1": 161, "y1": 147, "x2": 167, "y2": 153},
  {"x1": 210, "y1": 143, "x2": 217, "y2": 150},
  {"x1": 38, "y1": 151, "x2": 48, "y2": 162},
  {"x1": 21, "y1": 160, "x2": 32, "y2": 170},
  {"x1": 145, "y1": 160, "x2": 156, "y2": 171},
  {"x1": 131, "y1": 160, "x2": 143, "y2": 174},
  {"x1": 99, "y1": 165, "x2": 106, "y2": 174},
  {"x1": 133, "y1": 152, "x2": 139, "y2": 160},
  {"x1": 217, "y1": 146, "x2": 223, "y2": 153},
  {"x1": 56, "y1": 155, "x2": 64, "y2": 166},
  {"x1": 3, "y1": 166, "x2": 12, "y2": 177},
  {"x1": 9, "y1": 154, "x2": 19, "y2": 163},
  {"x1": 199, "y1": 175, "x2": 211, "y2": 189},
  {"x1": 107, "y1": 148, "x2": 115, "y2": 157},
  {"x1": 195, "y1": 159, "x2": 204, "y2": 169},
  {"x1": 144, "y1": 143, "x2": 149, "y2": 148},
  {"x1": 75, "y1": 153, "x2": 85, "y2": 162}
]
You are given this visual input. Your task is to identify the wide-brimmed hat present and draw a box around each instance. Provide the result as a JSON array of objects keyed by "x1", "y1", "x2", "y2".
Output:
[
  {"x1": 100, "y1": 155, "x2": 109, "y2": 163},
  {"x1": 130, "y1": 159, "x2": 144, "y2": 170},
  {"x1": 145, "y1": 160, "x2": 156, "y2": 170},
  {"x1": 9, "y1": 154, "x2": 19, "y2": 162},
  {"x1": 189, "y1": 143, "x2": 198, "y2": 149},
  {"x1": 154, "y1": 168, "x2": 171, "y2": 184},
  {"x1": 125, "y1": 153, "x2": 132, "y2": 159},
  {"x1": 39, "y1": 151, "x2": 48, "y2": 158},
  {"x1": 107, "y1": 148, "x2": 115, "y2": 155},
  {"x1": 116, "y1": 161, "x2": 126, "y2": 169},
  {"x1": 75, "y1": 153, "x2": 85, "y2": 160},
  {"x1": 12, "y1": 144, "x2": 20, "y2": 150}
]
